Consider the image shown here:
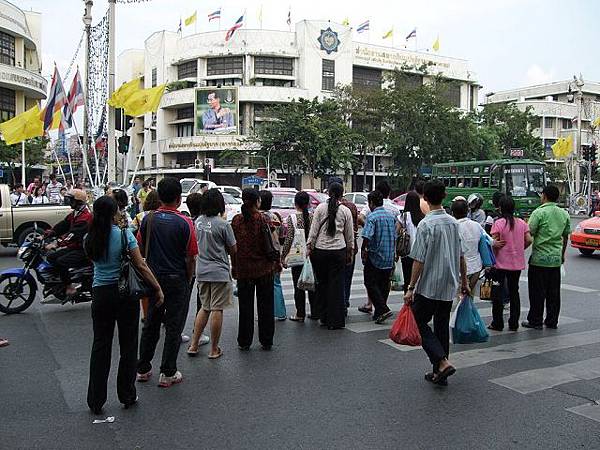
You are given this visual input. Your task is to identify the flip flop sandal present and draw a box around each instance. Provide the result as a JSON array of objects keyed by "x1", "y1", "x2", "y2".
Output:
[
  {"x1": 289, "y1": 316, "x2": 305, "y2": 322},
  {"x1": 208, "y1": 348, "x2": 222, "y2": 359},
  {"x1": 425, "y1": 372, "x2": 447, "y2": 386},
  {"x1": 433, "y1": 366, "x2": 456, "y2": 384},
  {"x1": 186, "y1": 347, "x2": 199, "y2": 357}
]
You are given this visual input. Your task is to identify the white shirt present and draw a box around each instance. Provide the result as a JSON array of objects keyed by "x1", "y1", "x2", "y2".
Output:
[
  {"x1": 360, "y1": 198, "x2": 401, "y2": 220},
  {"x1": 400, "y1": 211, "x2": 418, "y2": 251},
  {"x1": 46, "y1": 181, "x2": 63, "y2": 203},
  {"x1": 457, "y1": 217, "x2": 483, "y2": 275},
  {"x1": 32, "y1": 195, "x2": 50, "y2": 205},
  {"x1": 10, "y1": 192, "x2": 29, "y2": 206}
]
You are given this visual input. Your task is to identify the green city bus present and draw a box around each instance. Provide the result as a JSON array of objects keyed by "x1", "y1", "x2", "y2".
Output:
[{"x1": 432, "y1": 159, "x2": 546, "y2": 217}]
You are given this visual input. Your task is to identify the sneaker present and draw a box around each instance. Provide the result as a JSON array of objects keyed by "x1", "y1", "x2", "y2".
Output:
[
  {"x1": 199, "y1": 335, "x2": 210, "y2": 346},
  {"x1": 136, "y1": 370, "x2": 152, "y2": 382},
  {"x1": 374, "y1": 310, "x2": 393, "y2": 324},
  {"x1": 123, "y1": 395, "x2": 138, "y2": 409},
  {"x1": 158, "y1": 371, "x2": 183, "y2": 388},
  {"x1": 40, "y1": 295, "x2": 64, "y2": 305},
  {"x1": 180, "y1": 334, "x2": 190, "y2": 343}
]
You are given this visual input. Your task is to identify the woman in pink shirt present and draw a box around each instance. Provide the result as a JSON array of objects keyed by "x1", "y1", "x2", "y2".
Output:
[{"x1": 488, "y1": 196, "x2": 533, "y2": 331}]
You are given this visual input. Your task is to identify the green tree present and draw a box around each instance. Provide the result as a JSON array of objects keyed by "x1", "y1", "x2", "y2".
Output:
[
  {"x1": 256, "y1": 97, "x2": 354, "y2": 188},
  {"x1": 0, "y1": 136, "x2": 48, "y2": 183},
  {"x1": 475, "y1": 103, "x2": 544, "y2": 160}
]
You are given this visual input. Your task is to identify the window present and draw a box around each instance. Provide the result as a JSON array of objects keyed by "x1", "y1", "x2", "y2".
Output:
[
  {"x1": 469, "y1": 85, "x2": 477, "y2": 111},
  {"x1": 151, "y1": 154, "x2": 157, "y2": 167},
  {"x1": 562, "y1": 118, "x2": 573, "y2": 129},
  {"x1": 0, "y1": 87, "x2": 15, "y2": 122},
  {"x1": 397, "y1": 73, "x2": 423, "y2": 90},
  {"x1": 255, "y1": 78, "x2": 294, "y2": 87},
  {"x1": 544, "y1": 117, "x2": 555, "y2": 129},
  {"x1": 176, "y1": 152, "x2": 197, "y2": 166},
  {"x1": 206, "y1": 78, "x2": 242, "y2": 86},
  {"x1": 255, "y1": 57, "x2": 293, "y2": 76},
  {"x1": 151, "y1": 68, "x2": 157, "y2": 87},
  {"x1": 176, "y1": 123, "x2": 193, "y2": 137},
  {"x1": 0, "y1": 31, "x2": 15, "y2": 66},
  {"x1": 150, "y1": 129, "x2": 156, "y2": 141},
  {"x1": 176, "y1": 106, "x2": 194, "y2": 120},
  {"x1": 322, "y1": 59, "x2": 335, "y2": 91},
  {"x1": 177, "y1": 60, "x2": 197, "y2": 79},
  {"x1": 207, "y1": 56, "x2": 244, "y2": 76},
  {"x1": 352, "y1": 67, "x2": 382, "y2": 90},
  {"x1": 440, "y1": 82, "x2": 461, "y2": 108}
]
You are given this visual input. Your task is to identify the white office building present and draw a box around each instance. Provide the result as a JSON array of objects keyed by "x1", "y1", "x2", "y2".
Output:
[
  {"x1": 485, "y1": 80, "x2": 600, "y2": 160},
  {"x1": 118, "y1": 20, "x2": 479, "y2": 189}
]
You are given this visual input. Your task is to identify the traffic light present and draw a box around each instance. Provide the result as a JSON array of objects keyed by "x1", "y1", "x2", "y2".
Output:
[
  {"x1": 118, "y1": 136, "x2": 130, "y2": 154},
  {"x1": 591, "y1": 144, "x2": 598, "y2": 162}
]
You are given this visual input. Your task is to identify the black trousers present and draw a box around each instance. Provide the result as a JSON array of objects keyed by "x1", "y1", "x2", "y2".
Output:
[
  {"x1": 87, "y1": 284, "x2": 139, "y2": 411},
  {"x1": 237, "y1": 274, "x2": 275, "y2": 347},
  {"x1": 291, "y1": 265, "x2": 317, "y2": 318},
  {"x1": 311, "y1": 248, "x2": 346, "y2": 328},
  {"x1": 401, "y1": 256, "x2": 414, "y2": 293},
  {"x1": 411, "y1": 294, "x2": 453, "y2": 372},
  {"x1": 343, "y1": 256, "x2": 356, "y2": 308},
  {"x1": 138, "y1": 274, "x2": 189, "y2": 377},
  {"x1": 527, "y1": 265, "x2": 561, "y2": 327},
  {"x1": 47, "y1": 248, "x2": 88, "y2": 282},
  {"x1": 490, "y1": 269, "x2": 521, "y2": 330},
  {"x1": 363, "y1": 260, "x2": 392, "y2": 319}
]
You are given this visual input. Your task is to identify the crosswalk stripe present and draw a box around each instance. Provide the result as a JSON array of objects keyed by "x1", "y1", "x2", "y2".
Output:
[
  {"x1": 489, "y1": 357, "x2": 600, "y2": 394},
  {"x1": 519, "y1": 277, "x2": 596, "y2": 294},
  {"x1": 566, "y1": 403, "x2": 600, "y2": 423},
  {"x1": 449, "y1": 329, "x2": 600, "y2": 369}
]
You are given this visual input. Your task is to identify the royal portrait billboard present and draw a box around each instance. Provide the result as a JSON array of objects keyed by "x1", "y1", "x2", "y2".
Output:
[{"x1": 195, "y1": 87, "x2": 239, "y2": 135}]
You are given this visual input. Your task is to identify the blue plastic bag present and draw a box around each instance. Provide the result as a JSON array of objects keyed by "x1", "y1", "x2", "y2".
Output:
[
  {"x1": 274, "y1": 273, "x2": 287, "y2": 319},
  {"x1": 478, "y1": 231, "x2": 496, "y2": 267},
  {"x1": 451, "y1": 296, "x2": 489, "y2": 344}
]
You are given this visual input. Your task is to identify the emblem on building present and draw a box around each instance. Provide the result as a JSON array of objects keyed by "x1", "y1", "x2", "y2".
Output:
[{"x1": 318, "y1": 28, "x2": 340, "y2": 55}]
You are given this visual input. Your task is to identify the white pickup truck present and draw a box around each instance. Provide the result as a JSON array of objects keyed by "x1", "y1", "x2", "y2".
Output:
[{"x1": 0, "y1": 184, "x2": 72, "y2": 246}]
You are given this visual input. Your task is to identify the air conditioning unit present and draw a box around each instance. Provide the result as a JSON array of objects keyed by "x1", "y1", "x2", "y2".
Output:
[{"x1": 194, "y1": 159, "x2": 202, "y2": 169}]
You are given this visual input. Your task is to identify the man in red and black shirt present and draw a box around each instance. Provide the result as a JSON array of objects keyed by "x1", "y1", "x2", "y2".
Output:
[
  {"x1": 136, "y1": 178, "x2": 198, "y2": 388},
  {"x1": 44, "y1": 189, "x2": 92, "y2": 301}
]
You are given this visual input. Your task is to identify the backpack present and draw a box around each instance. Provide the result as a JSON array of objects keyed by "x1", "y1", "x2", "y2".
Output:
[{"x1": 396, "y1": 212, "x2": 411, "y2": 258}]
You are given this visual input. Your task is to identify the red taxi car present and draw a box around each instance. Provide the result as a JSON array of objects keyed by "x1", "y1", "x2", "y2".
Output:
[{"x1": 571, "y1": 213, "x2": 600, "y2": 256}]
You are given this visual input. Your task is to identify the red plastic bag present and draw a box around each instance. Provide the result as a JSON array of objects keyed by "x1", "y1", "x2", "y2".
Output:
[{"x1": 389, "y1": 304, "x2": 422, "y2": 346}]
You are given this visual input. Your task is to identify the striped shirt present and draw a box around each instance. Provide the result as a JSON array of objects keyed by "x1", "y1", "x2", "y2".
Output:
[{"x1": 410, "y1": 209, "x2": 464, "y2": 302}]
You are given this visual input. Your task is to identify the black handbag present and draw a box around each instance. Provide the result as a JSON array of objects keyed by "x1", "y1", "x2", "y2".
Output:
[
  {"x1": 118, "y1": 229, "x2": 152, "y2": 299},
  {"x1": 396, "y1": 213, "x2": 411, "y2": 258}
]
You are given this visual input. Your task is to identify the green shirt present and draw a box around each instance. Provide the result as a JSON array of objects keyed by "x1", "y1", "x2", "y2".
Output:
[{"x1": 528, "y1": 202, "x2": 571, "y2": 267}]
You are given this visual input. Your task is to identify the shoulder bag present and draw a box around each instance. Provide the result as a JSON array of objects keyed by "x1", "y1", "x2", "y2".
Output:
[
  {"x1": 260, "y1": 215, "x2": 281, "y2": 262},
  {"x1": 284, "y1": 214, "x2": 307, "y2": 267},
  {"x1": 118, "y1": 229, "x2": 152, "y2": 300},
  {"x1": 396, "y1": 212, "x2": 411, "y2": 258}
]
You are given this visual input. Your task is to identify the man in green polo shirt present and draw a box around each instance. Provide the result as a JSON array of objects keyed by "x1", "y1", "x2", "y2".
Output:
[{"x1": 523, "y1": 185, "x2": 571, "y2": 330}]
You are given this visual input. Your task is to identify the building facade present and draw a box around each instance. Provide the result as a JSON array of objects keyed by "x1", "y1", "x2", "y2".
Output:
[
  {"x1": 118, "y1": 20, "x2": 479, "y2": 189},
  {"x1": 485, "y1": 80, "x2": 600, "y2": 161}
]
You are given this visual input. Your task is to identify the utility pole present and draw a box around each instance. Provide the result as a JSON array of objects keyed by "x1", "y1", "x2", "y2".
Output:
[
  {"x1": 82, "y1": 0, "x2": 92, "y2": 183},
  {"x1": 107, "y1": 0, "x2": 116, "y2": 182},
  {"x1": 574, "y1": 75, "x2": 584, "y2": 194}
]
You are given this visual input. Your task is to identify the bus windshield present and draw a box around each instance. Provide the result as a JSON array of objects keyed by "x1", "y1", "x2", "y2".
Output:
[{"x1": 504, "y1": 164, "x2": 545, "y2": 197}]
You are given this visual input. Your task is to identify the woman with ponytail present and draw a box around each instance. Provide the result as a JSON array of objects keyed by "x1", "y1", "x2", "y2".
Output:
[
  {"x1": 306, "y1": 182, "x2": 354, "y2": 329},
  {"x1": 488, "y1": 195, "x2": 533, "y2": 332},
  {"x1": 231, "y1": 188, "x2": 276, "y2": 350},
  {"x1": 85, "y1": 196, "x2": 163, "y2": 415},
  {"x1": 281, "y1": 191, "x2": 317, "y2": 322}
]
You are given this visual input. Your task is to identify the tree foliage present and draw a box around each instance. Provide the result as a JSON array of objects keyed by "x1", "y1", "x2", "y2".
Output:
[{"x1": 0, "y1": 136, "x2": 48, "y2": 166}]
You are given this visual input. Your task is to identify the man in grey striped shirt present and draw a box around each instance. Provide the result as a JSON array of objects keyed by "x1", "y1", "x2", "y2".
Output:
[{"x1": 404, "y1": 180, "x2": 469, "y2": 386}]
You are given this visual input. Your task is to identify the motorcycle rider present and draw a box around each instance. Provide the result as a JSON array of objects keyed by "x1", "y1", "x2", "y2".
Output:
[{"x1": 42, "y1": 189, "x2": 93, "y2": 303}]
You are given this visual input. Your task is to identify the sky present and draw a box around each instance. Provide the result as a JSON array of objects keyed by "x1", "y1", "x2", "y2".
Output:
[{"x1": 17, "y1": 0, "x2": 600, "y2": 96}]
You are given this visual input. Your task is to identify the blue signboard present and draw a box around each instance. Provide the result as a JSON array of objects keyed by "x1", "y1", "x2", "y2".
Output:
[
  {"x1": 242, "y1": 175, "x2": 264, "y2": 185},
  {"x1": 0, "y1": 169, "x2": 4, "y2": 178}
]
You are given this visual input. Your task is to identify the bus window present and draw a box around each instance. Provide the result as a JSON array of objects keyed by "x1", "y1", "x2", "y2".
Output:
[
  {"x1": 443, "y1": 178, "x2": 449, "y2": 187},
  {"x1": 505, "y1": 165, "x2": 528, "y2": 197},
  {"x1": 463, "y1": 178, "x2": 472, "y2": 188},
  {"x1": 528, "y1": 165, "x2": 545, "y2": 195},
  {"x1": 482, "y1": 177, "x2": 490, "y2": 188},
  {"x1": 472, "y1": 177, "x2": 480, "y2": 188},
  {"x1": 449, "y1": 178, "x2": 457, "y2": 187},
  {"x1": 490, "y1": 166, "x2": 500, "y2": 188}
]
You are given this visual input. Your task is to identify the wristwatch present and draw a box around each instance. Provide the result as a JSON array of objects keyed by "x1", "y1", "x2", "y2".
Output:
[{"x1": 407, "y1": 285, "x2": 415, "y2": 291}]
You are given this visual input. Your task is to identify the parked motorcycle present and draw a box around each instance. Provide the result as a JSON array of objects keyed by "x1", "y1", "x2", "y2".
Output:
[{"x1": 0, "y1": 236, "x2": 92, "y2": 314}]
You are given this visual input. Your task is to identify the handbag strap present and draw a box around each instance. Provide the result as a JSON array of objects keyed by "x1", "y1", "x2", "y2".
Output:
[
  {"x1": 120, "y1": 228, "x2": 129, "y2": 262},
  {"x1": 143, "y1": 211, "x2": 154, "y2": 258}
]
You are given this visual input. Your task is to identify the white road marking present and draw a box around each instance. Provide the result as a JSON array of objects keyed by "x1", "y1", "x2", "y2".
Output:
[
  {"x1": 566, "y1": 403, "x2": 600, "y2": 423},
  {"x1": 490, "y1": 357, "x2": 600, "y2": 394},
  {"x1": 520, "y1": 277, "x2": 596, "y2": 294}
]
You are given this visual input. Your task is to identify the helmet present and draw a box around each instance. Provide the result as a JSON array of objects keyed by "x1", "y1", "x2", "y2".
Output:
[
  {"x1": 65, "y1": 189, "x2": 87, "y2": 203},
  {"x1": 452, "y1": 195, "x2": 467, "y2": 202},
  {"x1": 467, "y1": 193, "x2": 483, "y2": 209}
]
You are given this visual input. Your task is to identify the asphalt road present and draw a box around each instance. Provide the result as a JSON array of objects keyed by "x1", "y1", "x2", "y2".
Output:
[{"x1": 1, "y1": 218, "x2": 600, "y2": 449}]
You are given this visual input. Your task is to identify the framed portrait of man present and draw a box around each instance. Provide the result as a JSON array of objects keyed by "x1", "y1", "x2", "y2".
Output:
[{"x1": 195, "y1": 87, "x2": 239, "y2": 135}]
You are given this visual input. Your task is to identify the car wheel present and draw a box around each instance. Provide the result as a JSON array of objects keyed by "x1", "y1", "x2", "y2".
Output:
[
  {"x1": 17, "y1": 226, "x2": 45, "y2": 247},
  {"x1": 578, "y1": 248, "x2": 595, "y2": 256}
]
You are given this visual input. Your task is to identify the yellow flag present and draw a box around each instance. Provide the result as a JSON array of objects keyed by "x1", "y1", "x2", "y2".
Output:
[
  {"x1": 433, "y1": 36, "x2": 440, "y2": 52},
  {"x1": 108, "y1": 78, "x2": 141, "y2": 108},
  {"x1": 184, "y1": 11, "x2": 197, "y2": 26},
  {"x1": 50, "y1": 110, "x2": 62, "y2": 130},
  {"x1": 123, "y1": 84, "x2": 166, "y2": 117},
  {"x1": 593, "y1": 117, "x2": 600, "y2": 128},
  {"x1": 382, "y1": 29, "x2": 393, "y2": 39},
  {"x1": 0, "y1": 105, "x2": 44, "y2": 145},
  {"x1": 342, "y1": 18, "x2": 350, "y2": 26}
]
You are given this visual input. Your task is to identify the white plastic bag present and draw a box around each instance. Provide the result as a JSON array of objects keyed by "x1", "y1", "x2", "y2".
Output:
[
  {"x1": 284, "y1": 215, "x2": 307, "y2": 267},
  {"x1": 560, "y1": 264, "x2": 566, "y2": 278},
  {"x1": 297, "y1": 258, "x2": 316, "y2": 291},
  {"x1": 390, "y1": 263, "x2": 404, "y2": 291}
]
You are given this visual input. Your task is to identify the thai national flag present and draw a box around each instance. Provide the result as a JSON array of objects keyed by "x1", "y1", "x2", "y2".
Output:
[
  {"x1": 40, "y1": 66, "x2": 66, "y2": 132},
  {"x1": 208, "y1": 9, "x2": 221, "y2": 21},
  {"x1": 405, "y1": 28, "x2": 417, "y2": 40},
  {"x1": 225, "y1": 15, "x2": 244, "y2": 41},
  {"x1": 357, "y1": 20, "x2": 370, "y2": 33},
  {"x1": 62, "y1": 68, "x2": 85, "y2": 130}
]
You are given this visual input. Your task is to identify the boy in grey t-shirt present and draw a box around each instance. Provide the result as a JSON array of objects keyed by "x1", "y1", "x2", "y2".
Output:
[{"x1": 187, "y1": 189, "x2": 237, "y2": 359}]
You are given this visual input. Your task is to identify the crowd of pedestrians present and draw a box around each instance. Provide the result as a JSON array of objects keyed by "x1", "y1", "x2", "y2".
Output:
[{"x1": 68, "y1": 174, "x2": 572, "y2": 414}]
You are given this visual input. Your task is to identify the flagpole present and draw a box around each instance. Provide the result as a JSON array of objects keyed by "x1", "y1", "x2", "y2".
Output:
[
  {"x1": 21, "y1": 141, "x2": 25, "y2": 185},
  {"x1": 64, "y1": 134, "x2": 75, "y2": 184},
  {"x1": 52, "y1": 149, "x2": 67, "y2": 183},
  {"x1": 82, "y1": 1, "x2": 92, "y2": 187},
  {"x1": 107, "y1": 0, "x2": 116, "y2": 183},
  {"x1": 72, "y1": 121, "x2": 94, "y2": 186}
]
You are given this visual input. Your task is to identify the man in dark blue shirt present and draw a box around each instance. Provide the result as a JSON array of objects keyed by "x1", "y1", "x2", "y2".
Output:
[{"x1": 361, "y1": 190, "x2": 397, "y2": 324}]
